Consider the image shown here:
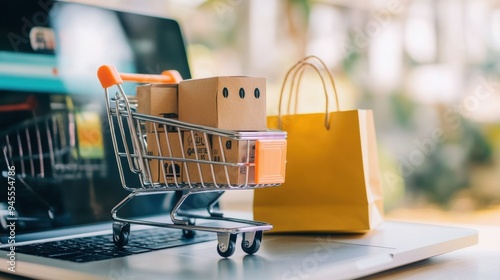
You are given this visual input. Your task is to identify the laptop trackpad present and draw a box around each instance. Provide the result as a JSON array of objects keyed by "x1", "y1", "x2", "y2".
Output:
[{"x1": 177, "y1": 235, "x2": 395, "y2": 278}]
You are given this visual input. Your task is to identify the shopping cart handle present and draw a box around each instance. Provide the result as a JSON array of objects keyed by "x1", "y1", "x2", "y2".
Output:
[{"x1": 97, "y1": 65, "x2": 182, "y2": 88}]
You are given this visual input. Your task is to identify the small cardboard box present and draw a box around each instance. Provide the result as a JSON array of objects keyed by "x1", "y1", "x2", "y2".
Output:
[
  {"x1": 212, "y1": 136, "x2": 256, "y2": 186},
  {"x1": 179, "y1": 76, "x2": 266, "y2": 130},
  {"x1": 146, "y1": 132, "x2": 184, "y2": 184},
  {"x1": 137, "y1": 84, "x2": 178, "y2": 132},
  {"x1": 182, "y1": 131, "x2": 214, "y2": 184}
]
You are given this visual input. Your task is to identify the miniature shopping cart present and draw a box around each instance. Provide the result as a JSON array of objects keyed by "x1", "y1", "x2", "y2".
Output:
[{"x1": 97, "y1": 65, "x2": 287, "y2": 257}]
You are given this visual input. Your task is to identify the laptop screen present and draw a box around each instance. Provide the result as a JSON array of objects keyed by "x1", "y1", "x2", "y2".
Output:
[{"x1": 0, "y1": 1, "x2": 213, "y2": 241}]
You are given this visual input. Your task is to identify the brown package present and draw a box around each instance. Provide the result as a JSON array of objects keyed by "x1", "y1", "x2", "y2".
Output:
[
  {"x1": 137, "y1": 84, "x2": 178, "y2": 132},
  {"x1": 212, "y1": 136, "x2": 255, "y2": 186},
  {"x1": 146, "y1": 132, "x2": 184, "y2": 184},
  {"x1": 182, "y1": 131, "x2": 214, "y2": 184},
  {"x1": 178, "y1": 76, "x2": 266, "y2": 130}
]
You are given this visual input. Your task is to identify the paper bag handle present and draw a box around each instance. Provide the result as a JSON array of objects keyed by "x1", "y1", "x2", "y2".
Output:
[{"x1": 277, "y1": 55, "x2": 340, "y2": 130}]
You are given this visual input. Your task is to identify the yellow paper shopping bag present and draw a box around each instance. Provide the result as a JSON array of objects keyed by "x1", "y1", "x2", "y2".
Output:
[{"x1": 254, "y1": 56, "x2": 384, "y2": 232}]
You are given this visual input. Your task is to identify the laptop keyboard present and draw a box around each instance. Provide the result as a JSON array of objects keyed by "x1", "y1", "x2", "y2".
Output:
[{"x1": 5, "y1": 227, "x2": 214, "y2": 263}]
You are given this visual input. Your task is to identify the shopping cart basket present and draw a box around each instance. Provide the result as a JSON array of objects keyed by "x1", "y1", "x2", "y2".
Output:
[{"x1": 97, "y1": 65, "x2": 287, "y2": 257}]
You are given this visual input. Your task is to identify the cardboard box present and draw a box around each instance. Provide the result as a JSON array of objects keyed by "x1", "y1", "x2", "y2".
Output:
[
  {"x1": 212, "y1": 136, "x2": 256, "y2": 186},
  {"x1": 182, "y1": 131, "x2": 214, "y2": 184},
  {"x1": 137, "y1": 84, "x2": 178, "y2": 132},
  {"x1": 146, "y1": 132, "x2": 184, "y2": 184},
  {"x1": 179, "y1": 76, "x2": 266, "y2": 130}
]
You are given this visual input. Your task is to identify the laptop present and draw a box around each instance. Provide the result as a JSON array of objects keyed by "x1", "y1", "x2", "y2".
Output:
[{"x1": 0, "y1": 1, "x2": 477, "y2": 279}]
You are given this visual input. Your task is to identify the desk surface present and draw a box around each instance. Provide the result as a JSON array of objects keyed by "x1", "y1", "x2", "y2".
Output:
[{"x1": 1, "y1": 222, "x2": 498, "y2": 280}]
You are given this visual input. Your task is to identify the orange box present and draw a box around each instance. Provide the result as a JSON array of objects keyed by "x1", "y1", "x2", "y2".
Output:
[
  {"x1": 178, "y1": 76, "x2": 266, "y2": 130},
  {"x1": 137, "y1": 83, "x2": 178, "y2": 132},
  {"x1": 212, "y1": 136, "x2": 255, "y2": 186},
  {"x1": 182, "y1": 131, "x2": 214, "y2": 184},
  {"x1": 146, "y1": 132, "x2": 184, "y2": 184}
]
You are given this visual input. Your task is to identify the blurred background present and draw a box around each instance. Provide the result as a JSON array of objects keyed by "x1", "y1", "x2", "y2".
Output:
[{"x1": 72, "y1": 0, "x2": 500, "y2": 225}]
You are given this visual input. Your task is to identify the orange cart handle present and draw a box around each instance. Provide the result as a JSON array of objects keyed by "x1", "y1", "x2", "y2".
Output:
[{"x1": 97, "y1": 65, "x2": 182, "y2": 88}]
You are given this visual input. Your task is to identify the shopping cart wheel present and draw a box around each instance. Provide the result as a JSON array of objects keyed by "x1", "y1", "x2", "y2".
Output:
[
  {"x1": 112, "y1": 222, "x2": 130, "y2": 247},
  {"x1": 182, "y1": 218, "x2": 196, "y2": 238},
  {"x1": 241, "y1": 231, "x2": 262, "y2": 255},
  {"x1": 182, "y1": 229, "x2": 195, "y2": 238},
  {"x1": 217, "y1": 233, "x2": 237, "y2": 258}
]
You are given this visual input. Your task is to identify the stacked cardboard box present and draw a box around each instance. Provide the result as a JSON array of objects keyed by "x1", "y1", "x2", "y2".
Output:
[
  {"x1": 212, "y1": 136, "x2": 256, "y2": 186},
  {"x1": 138, "y1": 77, "x2": 282, "y2": 186},
  {"x1": 137, "y1": 83, "x2": 178, "y2": 132},
  {"x1": 138, "y1": 84, "x2": 184, "y2": 184},
  {"x1": 182, "y1": 131, "x2": 215, "y2": 184},
  {"x1": 178, "y1": 76, "x2": 267, "y2": 130},
  {"x1": 145, "y1": 132, "x2": 184, "y2": 185},
  {"x1": 178, "y1": 76, "x2": 266, "y2": 185}
]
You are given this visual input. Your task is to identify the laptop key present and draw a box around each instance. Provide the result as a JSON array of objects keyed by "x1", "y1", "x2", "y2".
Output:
[
  {"x1": 80, "y1": 248, "x2": 103, "y2": 253},
  {"x1": 36, "y1": 248, "x2": 73, "y2": 256},
  {"x1": 63, "y1": 254, "x2": 113, "y2": 263},
  {"x1": 47, "y1": 251, "x2": 83, "y2": 259},
  {"x1": 15, "y1": 246, "x2": 40, "y2": 253},
  {"x1": 101, "y1": 251, "x2": 133, "y2": 257},
  {"x1": 116, "y1": 247, "x2": 152, "y2": 254}
]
